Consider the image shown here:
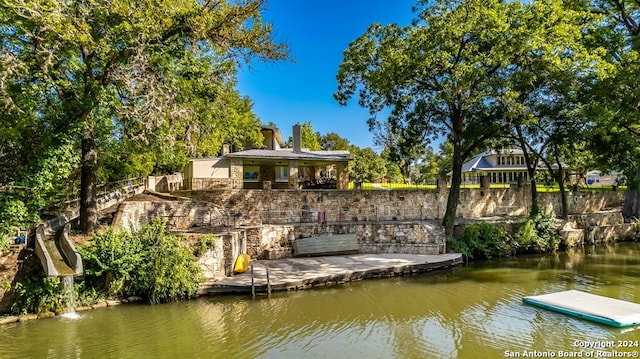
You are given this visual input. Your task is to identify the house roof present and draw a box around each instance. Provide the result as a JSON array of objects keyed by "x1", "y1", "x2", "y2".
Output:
[
  {"x1": 225, "y1": 148, "x2": 351, "y2": 162},
  {"x1": 449, "y1": 148, "x2": 535, "y2": 176}
]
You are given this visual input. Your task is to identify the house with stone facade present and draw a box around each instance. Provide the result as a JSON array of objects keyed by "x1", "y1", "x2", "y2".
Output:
[{"x1": 183, "y1": 124, "x2": 351, "y2": 190}]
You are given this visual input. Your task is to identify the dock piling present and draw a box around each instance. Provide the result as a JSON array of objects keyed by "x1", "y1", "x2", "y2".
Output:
[
  {"x1": 251, "y1": 264, "x2": 255, "y2": 299},
  {"x1": 266, "y1": 264, "x2": 271, "y2": 298}
]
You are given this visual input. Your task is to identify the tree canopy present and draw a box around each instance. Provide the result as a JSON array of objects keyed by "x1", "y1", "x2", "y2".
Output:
[
  {"x1": 336, "y1": 0, "x2": 613, "y2": 233},
  {"x1": 0, "y1": 0, "x2": 288, "y2": 233}
]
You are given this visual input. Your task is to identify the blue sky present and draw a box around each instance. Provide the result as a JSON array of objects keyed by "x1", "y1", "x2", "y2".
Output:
[{"x1": 236, "y1": 1, "x2": 416, "y2": 150}]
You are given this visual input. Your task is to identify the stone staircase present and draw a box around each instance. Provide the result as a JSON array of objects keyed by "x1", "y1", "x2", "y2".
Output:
[{"x1": 559, "y1": 209, "x2": 635, "y2": 247}]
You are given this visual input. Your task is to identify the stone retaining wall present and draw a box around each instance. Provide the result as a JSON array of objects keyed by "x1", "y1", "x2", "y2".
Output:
[
  {"x1": 113, "y1": 200, "x2": 228, "y2": 231},
  {"x1": 177, "y1": 188, "x2": 624, "y2": 224},
  {"x1": 188, "y1": 221, "x2": 446, "y2": 278},
  {"x1": 113, "y1": 189, "x2": 628, "y2": 278}
]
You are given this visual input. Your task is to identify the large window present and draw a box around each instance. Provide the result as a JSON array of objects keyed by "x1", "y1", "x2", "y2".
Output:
[
  {"x1": 275, "y1": 166, "x2": 289, "y2": 182},
  {"x1": 243, "y1": 165, "x2": 260, "y2": 182}
]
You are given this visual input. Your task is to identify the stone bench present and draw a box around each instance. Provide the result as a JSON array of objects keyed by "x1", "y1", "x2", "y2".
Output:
[{"x1": 292, "y1": 234, "x2": 359, "y2": 257}]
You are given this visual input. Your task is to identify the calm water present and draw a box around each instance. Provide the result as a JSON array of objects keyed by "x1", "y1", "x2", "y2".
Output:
[{"x1": 1, "y1": 242, "x2": 640, "y2": 359}]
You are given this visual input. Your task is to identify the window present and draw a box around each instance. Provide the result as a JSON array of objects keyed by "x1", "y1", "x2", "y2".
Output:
[
  {"x1": 243, "y1": 165, "x2": 260, "y2": 182},
  {"x1": 275, "y1": 166, "x2": 289, "y2": 182}
]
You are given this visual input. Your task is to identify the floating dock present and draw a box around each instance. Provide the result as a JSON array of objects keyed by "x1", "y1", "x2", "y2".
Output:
[{"x1": 523, "y1": 290, "x2": 640, "y2": 328}]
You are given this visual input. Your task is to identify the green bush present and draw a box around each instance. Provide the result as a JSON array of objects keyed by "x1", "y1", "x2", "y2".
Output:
[
  {"x1": 132, "y1": 219, "x2": 202, "y2": 304},
  {"x1": 515, "y1": 208, "x2": 559, "y2": 253},
  {"x1": 194, "y1": 234, "x2": 217, "y2": 257},
  {"x1": 79, "y1": 218, "x2": 202, "y2": 303},
  {"x1": 0, "y1": 195, "x2": 39, "y2": 254},
  {"x1": 449, "y1": 222, "x2": 513, "y2": 259},
  {"x1": 10, "y1": 265, "x2": 66, "y2": 315},
  {"x1": 78, "y1": 227, "x2": 143, "y2": 297}
]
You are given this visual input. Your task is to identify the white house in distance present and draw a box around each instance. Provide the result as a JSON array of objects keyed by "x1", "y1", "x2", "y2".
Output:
[
  {"x1": 453, "y1": 148, "x2": 621, "y2": 187},
  {"x1": 452, "y1": 148, "x2": 535, "y2": 185},
  {"x1": 183, "y1": 124, "x2": 351, "y2": 190}
]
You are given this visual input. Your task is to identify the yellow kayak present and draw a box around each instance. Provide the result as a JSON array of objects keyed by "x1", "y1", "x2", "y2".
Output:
[{"x1": 233, "y1": 254, "x2": 250, "y2": 273}]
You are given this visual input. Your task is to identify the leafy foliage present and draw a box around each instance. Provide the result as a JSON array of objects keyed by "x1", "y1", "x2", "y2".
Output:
[
  {"x1": 348, "y1": 147, "x2": 387, "y2": 182},
  {"x1": 78, "y1": 227, "x2": 144, "y2": 297},
  {"x1": 9, "y1": 263, "x2": 66, "y2": 315},
  {"x1": 0, "y1": 191, "x2": 40, "y2": 252},
  {"x1": 515, "y1": 208, "x2": 560, "y2": 253},
  {"x1": 79, "y1": 218, "x2": 202, "y2": 304},
  {"x1": 336, "y1": 0, "x2": 614, "y2": 231},
  {"x1": 194, "y1": 234, "x2": 217, "y2": 257},
  {"x1": 0, "y1": 0, "x2": 288, "y2": 233},
  {"x1": 448, "y1": 222, "x2": 513, "y2": 260}
]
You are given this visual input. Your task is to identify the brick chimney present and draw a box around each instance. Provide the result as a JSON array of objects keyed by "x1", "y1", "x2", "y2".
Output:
[
  {"x1": 293, "y1": 124, "x2": 301, "y2": 152},
  {"x1": 222, "y1": 143, "x2": 230, "y2": 155}
]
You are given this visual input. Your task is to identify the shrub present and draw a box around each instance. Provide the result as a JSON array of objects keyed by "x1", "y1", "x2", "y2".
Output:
[
  {"x1": 132, "y1": 219, "x2": 202, "y2": 304},
  {"x1": 449, "y1": 222, "x2": 513, "y2": 259},
  {"x1": 79, "y1": 218, "x2": 202, "y2": 303},
  {"x1": 0, "y1": 196, "x2": 39, "y2": 254},
  {"x1": 194, "y1": 234, "x2": 217, "y2": 257},
  {"x1": 10, "y1": 264, "x2": 66, "y2": 315},
  {"x1": 78, "y1": 227, "x2": 143, "y2": 297},
  {"x1": 515, "y1": 208, "x2": 559, "y2": 253}
]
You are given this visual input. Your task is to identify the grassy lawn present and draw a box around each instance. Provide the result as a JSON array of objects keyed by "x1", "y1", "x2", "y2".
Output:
[{"x1": 349, "y1": 182, "x2": 624, "y2": 192}]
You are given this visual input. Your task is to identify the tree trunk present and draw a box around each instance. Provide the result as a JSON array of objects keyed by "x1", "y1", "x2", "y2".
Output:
[
  {"x1": 80, "y1": 123, "x2": 98, "y2": 234},
  {"x1": 622, "y1": 168, "x2": 640, "y2": 218},
  {"x1": 556, "y1": 166, "x2": 568, "y2": 220},
  {"x1": 443, "y1": 142, "x2": 463, "y2": 238},
  {"x1": 529, "y1": 177, "x2": 539, "y2": 215}
]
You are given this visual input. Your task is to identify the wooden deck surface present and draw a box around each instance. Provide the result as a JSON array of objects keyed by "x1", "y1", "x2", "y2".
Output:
[{"x1": 199, "y1": 253, "x2": 463, "y2": 296}]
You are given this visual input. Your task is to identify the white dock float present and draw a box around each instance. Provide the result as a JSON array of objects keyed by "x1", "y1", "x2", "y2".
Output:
[{"x1": 523, "y1": 290, "x2": 640, "y2": 328}]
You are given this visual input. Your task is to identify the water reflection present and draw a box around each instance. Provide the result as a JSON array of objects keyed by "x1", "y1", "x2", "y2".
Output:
[{"x1": 0, "y1": 242, "x2": 638, "y2": 358}]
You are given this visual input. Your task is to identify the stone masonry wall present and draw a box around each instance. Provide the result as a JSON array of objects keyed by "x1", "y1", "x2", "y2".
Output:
[
  {"x1": 112, "y1": 189, "x2": 626, "y2": 278},
  {"x1": 247, "y1": 221, "x2": 446, "y2": 260},
  {"x1": 112, "y1": 200, "x2": 228, "y2": 231},
  {"x1": 177, "y1": 187, "x2": 624, "y2": 224}
]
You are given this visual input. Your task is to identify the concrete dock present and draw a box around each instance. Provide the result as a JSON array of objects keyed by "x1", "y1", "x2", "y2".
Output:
[{"x1": 198, "y1": 253, "x2": 463, "y2": 296}]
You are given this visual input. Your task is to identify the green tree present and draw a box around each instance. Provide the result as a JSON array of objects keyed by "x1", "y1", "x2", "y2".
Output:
[
  {"x1": 380, "y1": 148, "x2": 403, "y2": 183},
  {"x1": 0, "y1": 0, "x2": 287, "y2": 234},
  {"x1": 319, "y1": 132, "x2": 352, "y2": 151},
  {"x1": 348, "y1": 147, "x2": 386, "y2": 182},
  {"x1": 410, "y1": 144, "x2": 451, "y2": 184},
  {"x1": 336, "y1": 0, "x2": 522, "y2": 235},
  {"x1": 373, "y1": 122, "x2": 426, "y2": 183},
  {"x1": 502, "y1": 0, "x2": 612, "y2": 218},
  {"x1": 586, "y1": 0, "x2": 640, "y2": 217},
  {"x1": 287, "y1": 121, "x2": 322, "y2": 151},
  {"x1": 337, "y1": 0, "x2": 614, "y2": 232}
]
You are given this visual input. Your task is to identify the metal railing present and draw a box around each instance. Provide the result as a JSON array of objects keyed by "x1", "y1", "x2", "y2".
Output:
[{"x1": 41, "y1": 177, "x2": 145, "y2": 215}]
